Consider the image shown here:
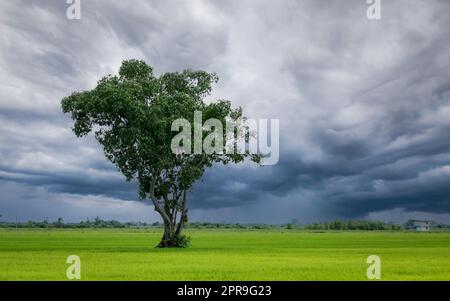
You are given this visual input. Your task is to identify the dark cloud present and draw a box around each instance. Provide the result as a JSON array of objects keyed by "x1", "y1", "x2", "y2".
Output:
[{"x1": 1, "y1": 0, "x2": 450, "y2": 223}]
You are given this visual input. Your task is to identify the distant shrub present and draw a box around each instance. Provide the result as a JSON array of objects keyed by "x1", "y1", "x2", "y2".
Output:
[{"x1": 158, "y1": 235, "x2": 191, "y2": 248}]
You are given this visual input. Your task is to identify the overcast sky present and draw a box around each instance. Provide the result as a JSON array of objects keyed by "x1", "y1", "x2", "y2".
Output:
[{"x1": 1, "y1": 0, "x2": 450, "y2": 224}]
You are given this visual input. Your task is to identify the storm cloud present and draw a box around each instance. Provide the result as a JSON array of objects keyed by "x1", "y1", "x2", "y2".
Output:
[{"x1": 1, "y1": 0, "x2": 450, "y2": 223}]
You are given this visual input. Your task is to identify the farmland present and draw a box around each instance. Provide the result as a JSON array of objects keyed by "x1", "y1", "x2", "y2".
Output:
[{"x1": 0, "y1": 229, "x2": 449, "y2": 280}]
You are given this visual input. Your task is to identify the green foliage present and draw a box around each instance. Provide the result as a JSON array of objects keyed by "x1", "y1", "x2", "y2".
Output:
[
  {"x1": 158, "y1": 234, "x2": 191, "y2": 248},
  {"x1": 61, "y1": 59, "x2": 257, "y2": 200},
  {"x1": 0, "y1": 217, "x2": 129, "y2": 229},
  {"x1": 304, "y1": 220, "x2": 402, "y2": 231}
]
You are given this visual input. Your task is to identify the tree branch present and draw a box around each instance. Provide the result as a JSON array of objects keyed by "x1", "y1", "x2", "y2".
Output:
[
  {"x1": 149, "y1": 176, "x2": 171, "y2": 224},
  {"x1": 175, "y1": 190, "x2": 188, "y2": 236}
]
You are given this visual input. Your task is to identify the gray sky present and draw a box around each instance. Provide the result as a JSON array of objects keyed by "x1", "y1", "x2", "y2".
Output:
[{"x1": 1, "y1": 0, "x2": 450, "y2": 224}]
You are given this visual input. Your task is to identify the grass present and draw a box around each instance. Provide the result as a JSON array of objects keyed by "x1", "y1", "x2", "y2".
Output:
[{"x1": 0, "y1": 228, "x2": 449, "y2": 280}]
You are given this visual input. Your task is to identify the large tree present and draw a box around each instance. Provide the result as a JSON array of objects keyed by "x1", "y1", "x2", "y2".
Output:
[{"x1": 62, "y1": 60, "x2": 260, "y2": 247}]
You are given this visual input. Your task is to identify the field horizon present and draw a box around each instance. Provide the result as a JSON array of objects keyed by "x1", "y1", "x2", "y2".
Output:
[{"x1": 0, "y1": 228, "x2": 449, "y2": 281}]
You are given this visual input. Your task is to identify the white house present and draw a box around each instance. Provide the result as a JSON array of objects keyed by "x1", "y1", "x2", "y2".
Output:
[{"x1": 405, "y1": 220, "x2": 432, "y2": 231}]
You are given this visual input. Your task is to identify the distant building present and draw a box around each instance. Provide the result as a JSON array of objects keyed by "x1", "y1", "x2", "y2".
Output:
[{"x1": 405, "y1": 220, "x2": 432, "y2": 231}]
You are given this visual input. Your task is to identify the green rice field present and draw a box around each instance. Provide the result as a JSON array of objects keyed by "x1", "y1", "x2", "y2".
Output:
[{"x1": 0, "y1": 229, "x2": 449, "y2": 280}]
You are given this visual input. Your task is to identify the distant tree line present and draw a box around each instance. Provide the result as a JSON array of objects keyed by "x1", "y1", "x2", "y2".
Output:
[
  {"x1": 1, "y1": 217, "x2": 448, "y2": 230},
  {"x1": 186, "y1": 222, "x2": 276, "y2": 230},
  {"x1": 302, "y1": 220, "x2": 402, "y2": 231},
  {"x1": 0, "y1": 218, "x2": 280, "y2": 230},
  {"x1": 430, "y1": 223, "x2": 450, "y2": 229},
  {"x1": 0, "y1": 217, "x2": 154, "y2": 229}
]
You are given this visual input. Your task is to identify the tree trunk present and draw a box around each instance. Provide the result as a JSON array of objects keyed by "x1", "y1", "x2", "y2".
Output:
[
  {"x1": 156, "y1": 190, "x2": 189, "y2": 248},
  {"x1": 157, "y1": 218, "x2": 188, "y2": 248},
  {"x1": 157, "y1": 219, "x2": 175, "y2": 248}
]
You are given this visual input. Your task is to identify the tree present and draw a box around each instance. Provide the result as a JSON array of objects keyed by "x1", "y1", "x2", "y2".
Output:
[
  {"x1": 62, "y1": 59, "x2": 260, "y2": 247},
  {"x1": 54, "y1": 217, "x2": 64, "y2": 228}
]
